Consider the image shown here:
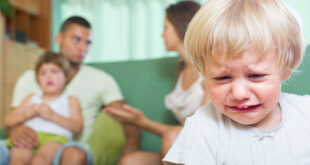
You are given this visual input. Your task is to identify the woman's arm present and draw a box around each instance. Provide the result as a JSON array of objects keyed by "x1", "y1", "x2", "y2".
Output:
[
  {"x1": 37, "y1": 96, "x2": 83, "y2": 134},
  {"x1": 106, "y1": 100, "x2": 140, "y2": 157},
  {"x1": 3, "y1": 94, "x2": 37, "y2": 127},
  {"x1": 104, "y1": 104, "x2": 175, "y2": 137}
]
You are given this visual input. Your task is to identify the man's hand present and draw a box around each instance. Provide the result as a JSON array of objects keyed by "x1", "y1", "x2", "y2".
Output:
[{"x1": 9, "y1": 125, "x2": 38, "y2": 149}]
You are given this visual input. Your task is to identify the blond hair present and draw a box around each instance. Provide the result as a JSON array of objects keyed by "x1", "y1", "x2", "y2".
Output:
[{"x1": 185, "y1": 0, "x2": 304, "y2": 74}]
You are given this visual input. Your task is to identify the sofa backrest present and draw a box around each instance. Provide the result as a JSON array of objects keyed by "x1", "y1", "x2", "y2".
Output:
[
  {"x1": 282, "y1": 45, "x2": 310, "y2": 94},
  {"x1": 86, "y1": 45, "x2": 310, "y2": 153},
  {"x1": 89, "y1": 57, "x2": 180, "y2": 152}
]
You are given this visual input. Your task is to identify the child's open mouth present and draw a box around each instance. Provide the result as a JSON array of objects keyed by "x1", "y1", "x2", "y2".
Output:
[
  {"x1": 47, "y1": 82, "x2": 54, "y2": 86},
  {"x1": 227, "y1": 104, "x2": 261, "y2": 112}
]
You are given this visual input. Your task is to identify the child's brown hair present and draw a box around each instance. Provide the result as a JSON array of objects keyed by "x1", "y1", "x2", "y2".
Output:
[{"x1": 35, "y1": 51, "x2": 70, "y2": 82}]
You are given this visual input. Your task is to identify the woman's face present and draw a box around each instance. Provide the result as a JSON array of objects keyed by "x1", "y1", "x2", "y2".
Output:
[{"x1": 162, "y1": 17, "x2": 183, "y2": 51}]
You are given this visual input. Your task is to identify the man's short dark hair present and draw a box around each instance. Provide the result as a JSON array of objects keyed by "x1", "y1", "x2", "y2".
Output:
[{"x1": 60, "y1": 16, "x2": 91, "y2": 33}]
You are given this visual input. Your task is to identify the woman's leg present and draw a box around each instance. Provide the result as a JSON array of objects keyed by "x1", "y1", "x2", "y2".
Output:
[
  {"x1": 162, "y1": 126, "x2": 182, "y2": 156},
  {"x1": 119, "y1": 151, "x2": 161, "y2": 165},
  {"x1": 10, "y1": 147, "x2": 33, "y2": 165},
  {"x1": 32, "y1": 142, "x2": 62, "y2": 165}
]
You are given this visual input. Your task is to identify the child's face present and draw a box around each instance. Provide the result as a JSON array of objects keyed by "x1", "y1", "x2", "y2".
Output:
[
  {"x1": 204, "y1": 49, "x2": 289, "y2": 129},
  {"x1": 38, "y1": 63, "x2": 66, "y2": 95}
]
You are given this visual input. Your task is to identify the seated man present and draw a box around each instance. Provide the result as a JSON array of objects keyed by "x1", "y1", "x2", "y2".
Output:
[{"x1": 0, "y1": 16, "x2": 140, "y2": 165}]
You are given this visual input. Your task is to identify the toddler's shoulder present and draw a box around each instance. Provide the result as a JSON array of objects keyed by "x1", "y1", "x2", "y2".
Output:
[
  {"x1": 188, "y1": 102, "x2": 221, "y2": 123},
  {"x1": 185, "y1": 102, "x2": 230, "y2": 132},
  {"x1": 280, "y1": 92, "x2": 310, "y2": 118},
  {"x1": 280, "y1": 92, "x2": 310, "y2": 107}
]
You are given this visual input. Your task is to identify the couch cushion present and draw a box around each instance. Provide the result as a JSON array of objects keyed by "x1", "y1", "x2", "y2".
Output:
[
  {"x1": 89, "y1": 112, "x2": 125, "y2": 165},
  {"x1": 88, "y1": 57, "x2": 180, "y2": 152}
]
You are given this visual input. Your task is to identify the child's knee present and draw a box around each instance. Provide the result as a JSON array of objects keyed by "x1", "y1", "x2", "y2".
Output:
[
  {"x1": 10, "y1": 158, "x2": 31, "y2": 165},
  {"x1": 61, "y1": 147, "x2": 87, "y2": 163},
  {"x1": 31, "y1": 156, "x2": 46, "y2": 165}
]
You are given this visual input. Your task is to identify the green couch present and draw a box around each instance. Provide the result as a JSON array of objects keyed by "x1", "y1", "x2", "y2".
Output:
[{"x1": 1, "y1": 45, "x2": 309, "y2": 164}]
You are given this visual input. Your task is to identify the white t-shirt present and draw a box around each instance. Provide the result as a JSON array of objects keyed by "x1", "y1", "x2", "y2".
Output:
[
  {"x1": 12, "y1": 65, "x2": 123, "y2": 148},
  {"x1": 165, "y1": 72, "x2": 204, "y2": 124},
  {"x1": 25, "y1": 91, "x2": 72, "y2": 139},
  {"x1": 163, "y1": 93, "x2": 310, "y2": 165}
]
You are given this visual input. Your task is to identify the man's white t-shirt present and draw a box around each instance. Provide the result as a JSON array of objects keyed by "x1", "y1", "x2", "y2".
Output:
[
  {"x1": 12, "y1": 65, "x2": 123, "y2": 148},
  {"x1": 163, "y1": 93, "x2": 310, "y2": 165}
]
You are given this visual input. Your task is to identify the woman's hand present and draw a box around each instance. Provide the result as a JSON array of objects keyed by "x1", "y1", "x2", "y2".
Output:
[{"x1": 104, "y1": 104, "x2": 146, "y2": 127}]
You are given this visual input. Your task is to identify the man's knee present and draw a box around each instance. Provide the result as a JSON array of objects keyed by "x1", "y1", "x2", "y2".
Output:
[
  {"x1": 119, "y1": 152, "x2": 161, "y2": 165},
  {"x1": 60, "y1": 146, "x2": 87, "y2": 165},
  {"x1": 118, "y1": 153, "x2": 134, "y2": 165}
]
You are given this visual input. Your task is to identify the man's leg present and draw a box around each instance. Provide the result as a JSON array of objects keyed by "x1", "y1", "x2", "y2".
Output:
[
  {"x1": 53, "y1": 142, "x2": 93, "y2": 165},
  {"x1": 0, "y1": 140, "x2": 10, "y2": 165},
  {"x1": 118, "y1": 151, "x2": 162, "y2": 165}
]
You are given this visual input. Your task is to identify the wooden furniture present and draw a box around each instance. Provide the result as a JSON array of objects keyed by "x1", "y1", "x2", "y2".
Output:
[{"x1": 0, "y1": 0, "x2": 50, "y2": 128}]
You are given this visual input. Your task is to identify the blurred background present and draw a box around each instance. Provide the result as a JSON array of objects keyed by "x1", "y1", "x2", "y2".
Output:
[{"x1": 52, "y1": 0, "x2": 310, "y2": 63}]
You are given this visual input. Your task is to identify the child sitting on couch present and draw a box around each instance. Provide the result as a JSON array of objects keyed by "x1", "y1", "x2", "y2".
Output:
[
  {"x1": 4, "y1": 52, "x2": 83, "y2": 165},
  {"x1": 163, "y1": 0, "x2": 310, "y2": 164}
]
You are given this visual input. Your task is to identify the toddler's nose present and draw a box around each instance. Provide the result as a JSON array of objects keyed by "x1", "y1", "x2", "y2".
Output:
[{"x1": 230, "y1": 79, "x2": 250, "y2": 101}]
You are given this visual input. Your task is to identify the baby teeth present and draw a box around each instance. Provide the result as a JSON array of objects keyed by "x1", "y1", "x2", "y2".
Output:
[{"x1": 237, "y1": 106, "x2": 248, "y2": 108}]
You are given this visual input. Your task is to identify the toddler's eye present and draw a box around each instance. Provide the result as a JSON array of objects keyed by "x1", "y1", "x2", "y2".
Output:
[
  {"x1": 248, "y1": 74, "x2": 265, "y2": 78},
  {"x1": 39, "y1": 71, "x2": 46, "y2": 76},
  {"x1": 214, "y1": 76, "x2": 231, "y2": 81},
  {"x1": 72, "y1": 36, "x2": 81, "y2": 43},
  {"x1": 86, "y1": 40, "x2": 92, "y2": 46},
  {"x1": 248, "y1": 74, "x2": 267, "y2": 82}
]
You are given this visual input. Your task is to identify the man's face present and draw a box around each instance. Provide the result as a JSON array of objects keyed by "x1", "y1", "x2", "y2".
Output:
[
  {"x1": 204, "y1": 49, "x2": 289, "y2": 129},
  {"x1": 57, "y1": 24, "x2": 92, "y2": 65}
]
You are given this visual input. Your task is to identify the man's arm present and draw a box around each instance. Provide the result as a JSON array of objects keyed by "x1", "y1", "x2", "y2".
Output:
[
  {"x1": 106, "y1": 100, "x2": 141, "y2": 155},
  {"x1": 6, "y1": 71, "x2": 39, "y2": 148},
  {"x1": 6, "y1": 124, "x2": 38, "y2": 149}
]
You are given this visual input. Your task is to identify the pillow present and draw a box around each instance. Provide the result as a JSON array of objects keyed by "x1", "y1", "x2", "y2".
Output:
[{"x1": 89, "y1": 112, "x2": 126, "y2": 165}]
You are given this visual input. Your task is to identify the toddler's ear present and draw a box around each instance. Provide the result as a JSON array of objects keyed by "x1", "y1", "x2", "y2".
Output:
[{"x1": 282, "y1": 70, "x2": 292, "y2": 81}]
